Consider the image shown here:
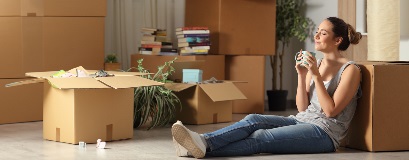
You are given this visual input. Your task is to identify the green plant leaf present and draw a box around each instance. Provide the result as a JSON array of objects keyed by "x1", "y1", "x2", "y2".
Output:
[
  {"x1": 272, "y1": 0, "x2": 315, "y2": 90},
  {"x1": 130, "y1": 57, "x2": 181, "y2": 130}
]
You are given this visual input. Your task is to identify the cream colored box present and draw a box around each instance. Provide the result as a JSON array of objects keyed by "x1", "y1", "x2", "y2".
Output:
[
  {"x1": 165, "y1": 82, "x2": 246, "y2": 125},
  {"x1": 7, "y1": 67, "x2": 162, "y2": 144}
]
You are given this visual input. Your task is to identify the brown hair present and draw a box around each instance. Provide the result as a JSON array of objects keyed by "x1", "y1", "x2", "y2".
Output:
[{"x1": 326, "y1": 17, "x2": 362, "y2": 51}]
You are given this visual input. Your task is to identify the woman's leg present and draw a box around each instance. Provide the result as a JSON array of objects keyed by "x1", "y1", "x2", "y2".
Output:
[
  {"x1": 206, "y1": 123, "x2": 335, "y2": 157},
  {"x1": 203, "y1": 114, "x2": 298, "y2": 151}
]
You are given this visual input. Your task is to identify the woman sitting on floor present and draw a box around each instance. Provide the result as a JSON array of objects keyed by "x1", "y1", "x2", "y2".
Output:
[{"x1": 171, "y1": 16, "x2": 362, "y2": 159}]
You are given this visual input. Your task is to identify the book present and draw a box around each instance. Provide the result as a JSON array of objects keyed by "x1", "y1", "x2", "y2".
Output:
[
  {"x1": 160, "y1": 48, "x2": 178, "y2": 53},
  {"x1": 141, "y1": 44, "x2": 162, "y2": 48},
  {"x1": 141, "y1": 27, "x2": 158, "y2": 32},
  {"x1": 179, "y1": 50, "x2": 209, "y2": 56},
  {"x1": 178, "y1": 42, "x2": 211, "y2": 47},
  {"x1": 179, "y1": 49, "x2": 209, "y2": 54},
  {"x1": 141, "y1": 41, "x2": 161, "y2": 45},
  {"x1": 155, "y1": 36, "x2": 169, "y2": 42},
  {"x1": 176, "y1": 34, "x2": 210, "y2": 39},
  {"x1": 142, "y1": 35, "x2": 155, "y2": 41},
  {"x1": 181, "y1": 46, "x2": 211, "y2": 50},
  {"x1": 154, "y1": 30, "x2": 167, "y2": 36},
  {"x1": 140, "y1": 47, "x2": 177, "y2": 52},
  {"x1": 178, "y1": 37, "x2": 210, "y2": 43},
  {"x1": 139, "y1": 47, "x2": 161, "y2": 55},
  {"x1": 159, "y1": 48, "x2": 178, "y2": 56},
  {"x1": 176, "y1": 30, "x2": 210, "y2": 35},
  {"x1": 175, "y1": 26, "x2": 209, "y2": 31}
]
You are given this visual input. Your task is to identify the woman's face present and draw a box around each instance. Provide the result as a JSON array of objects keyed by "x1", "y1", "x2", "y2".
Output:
[{"x1": 314, "y1": 20, "x2": 340, "y2": 52}]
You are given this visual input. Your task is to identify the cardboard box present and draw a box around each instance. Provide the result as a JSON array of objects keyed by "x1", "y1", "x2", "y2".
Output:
[
  {"x1": 131, "y1": 54, "x2": 225, "y2": 82},
  {"x1": 0, "y1": 17, "x2": 104, "y2": 78},
  {"x1": 165, "y1": 82, "x2": 246, "y2": 124},
  {"x1": 0, "y1": 0, "x2": 106, "y2": 17},
  {"x1": 226, "y1": 55, "x2": 265, "y2": 113},
  {"x1": 0, "y1": 78, "x2": 42, "y2": 124},
  {"x1": 346, "y1": 62, "x2": 409, "y2": 151},
  {"x1": 7, "y1": 67, "x2": 162, "y2": 144},
  {"x1": 183, "y1": 69, "x2": 203, "y2": 83},
  {"x1": 185, "y1": 0, "x2": 276, "y2": 55}
]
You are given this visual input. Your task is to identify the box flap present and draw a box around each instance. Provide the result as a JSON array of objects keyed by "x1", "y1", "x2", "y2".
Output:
[
  {"x1": 5, "y1": 78, "x2": 46, "y2": 87},
  {"x1": 97, "y1": 76, "x2": 163, "y2": 89},
  {"x1": 67, "y1": 66, "x2": 90, "y2": 75},
  {"x1": 164, "y1": 83, "x2": 196, "y2": 92},
  {"x1": 222, "y1": 80, "x2": 248, "y2": 83},
  {"x1": 109, "y1": 71, "x2": 153, "y2": 76},
  {"x1": 199, "y1": 83, "x2": 247, "y2": 102},
  {"x1": 85, "y1": 70, "x2": 153, "y2": 76},
  {"x1": 47, "y1": 77, "x2": 109, "y2": 89},
  {"x1": 26, "y1": 71, "x2": 60, "y2": 78}
]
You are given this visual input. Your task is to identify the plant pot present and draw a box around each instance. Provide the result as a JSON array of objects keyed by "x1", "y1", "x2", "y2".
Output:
[
  {"x1": 104, "y1": 63, "x2": 121, "y2": 71},
  {"x1": 266, "y1": 90, "x2": 288, "y2": 111}
]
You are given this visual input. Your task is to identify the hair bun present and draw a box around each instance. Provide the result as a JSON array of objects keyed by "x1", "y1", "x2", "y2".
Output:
[{"x1": 347, "y1": 24, "x2": 362, "y2": 45}]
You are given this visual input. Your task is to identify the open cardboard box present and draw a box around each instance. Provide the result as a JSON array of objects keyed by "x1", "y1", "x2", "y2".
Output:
[
  {"x1": 6, "y1": 66, "x2": 162, "y2": 144},
  {"x1": 165, "y1": 82, "x2": 246, "y2": 125},
  {"x1": 131, "y1": 54, "x2": 225, "y2": 82},
  {"x1": 346, "y1": 62, "x2": 409, "y2": 151}
]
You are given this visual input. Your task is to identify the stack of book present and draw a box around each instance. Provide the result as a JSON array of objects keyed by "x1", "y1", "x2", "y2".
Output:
[
  {"x1": 139, "y1": 28, "x2": 178, "y2": 55},
  {"x1": 176, "y1": 26, "x2": 211, "y2": 55}
]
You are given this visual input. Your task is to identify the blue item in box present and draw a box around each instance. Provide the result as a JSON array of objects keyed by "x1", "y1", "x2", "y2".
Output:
[{"x1": 183, "y1": 69, "x2": 203, "y2": 83}]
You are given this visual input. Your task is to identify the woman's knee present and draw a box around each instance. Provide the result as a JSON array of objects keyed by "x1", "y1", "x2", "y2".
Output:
[{"x1": 243, "y1": 114, "x2": 262, "y2": 121}]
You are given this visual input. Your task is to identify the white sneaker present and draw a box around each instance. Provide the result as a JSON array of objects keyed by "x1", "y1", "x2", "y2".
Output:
[
  {"x1": 171, "y1": 121, "x2": 206, "y2": 159},
  {"x1": 173, "y1": 137, "x2": 192, "y2": 157}
]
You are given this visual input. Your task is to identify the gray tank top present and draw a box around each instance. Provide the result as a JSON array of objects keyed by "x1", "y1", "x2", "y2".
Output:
[{"x1": 290, "y1": 59, "x2": 362, "y2": 149}]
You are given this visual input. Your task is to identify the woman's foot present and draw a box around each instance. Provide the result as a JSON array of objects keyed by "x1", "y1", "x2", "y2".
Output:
[
  {"x1": 171, "y1": 121, "x2": 206, "y2": 159},
  {"x1": 172, "y1": 137, "x2": 192, "y2": 157}
]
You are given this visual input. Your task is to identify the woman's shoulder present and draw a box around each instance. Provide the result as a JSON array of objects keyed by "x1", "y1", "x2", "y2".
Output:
[{"x1": 341, "y1": 61, "x2": 361, "y2": 81}]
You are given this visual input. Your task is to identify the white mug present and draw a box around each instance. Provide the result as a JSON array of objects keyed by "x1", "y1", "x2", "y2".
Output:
[{"x1": 295, "y1": 51, "x2": 316, "y2": 67}]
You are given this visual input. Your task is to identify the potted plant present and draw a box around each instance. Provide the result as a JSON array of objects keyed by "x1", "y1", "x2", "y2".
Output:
[
  {"x1": 267, "y1": 0, "x2": 314, "y2": 111},
  {"x1": 104, "y1": 54, "x2": 121, "y2": 71},
  {"x1": 130, "y1": 58, "x2": 181, "y2": 130}
]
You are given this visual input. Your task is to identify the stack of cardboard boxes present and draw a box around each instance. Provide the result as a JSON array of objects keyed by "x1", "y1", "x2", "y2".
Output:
[
  {"x1": 184, "y1": 0, "x2": 276, "y2": 114},
  {"x1": 131, "y1": 0, "x2": 276, "y2": 124},
  {"x1": 0, "y1": 0, "x2": 106, "y2": 124}
]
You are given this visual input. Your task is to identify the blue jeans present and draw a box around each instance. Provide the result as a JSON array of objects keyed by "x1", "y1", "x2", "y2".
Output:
[{"x1": 203, "y1": 114, "x2": 335, "y2": 157}]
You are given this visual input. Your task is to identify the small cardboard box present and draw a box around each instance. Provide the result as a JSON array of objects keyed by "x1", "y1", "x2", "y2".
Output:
[
  {"x1": 183, "y1": 69, "x2": 203, "y2": 83},
  {"x1": 346, "y1": 62, "x2": 409, "y2": 151},
  {"x1": 131, "y1": 54, "x2": 225, "y2": 82},
  {"x1": 165, "y1": 82, "x2": 246, "y2": 124},
  {"x1": 7, "y1": 67, "x2": 162, "y2": 144}
]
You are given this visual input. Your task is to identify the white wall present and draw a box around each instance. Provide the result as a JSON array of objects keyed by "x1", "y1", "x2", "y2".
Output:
[
  {"x1": 270, "y1": 0, "x2": 409, "y2": 103},
  {"x1": 400, "y1": 0, "x2": 409, "y2": 61},
  {"x1": 265, "y1": 0, "x2": 338, "y2": 101}
]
